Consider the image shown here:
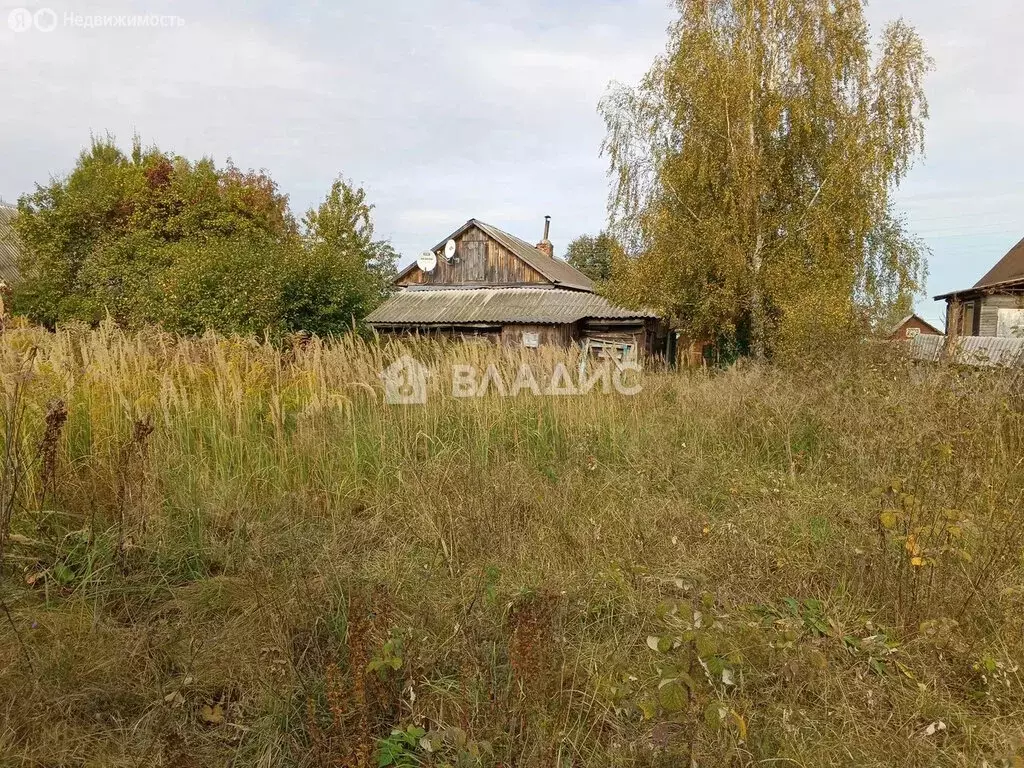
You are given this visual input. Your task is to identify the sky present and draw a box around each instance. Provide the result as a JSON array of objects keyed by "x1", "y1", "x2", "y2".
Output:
[{"x1": 1, "y1": 0, "x2": 1022, "y2": 329}]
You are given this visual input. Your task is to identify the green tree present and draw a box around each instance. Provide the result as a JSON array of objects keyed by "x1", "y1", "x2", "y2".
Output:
[
  {"x1": 565, "y1": 232, "x2": 620, "y2": 283},
  {"x1": 13, "y1": 136, "x2": 296, "y2": 328},
  {"x1": 285, "y1": 179, "x2": 397, "y2": 335},
  {"x1": 12, "y1": 137, "x2": 395, "y2": 337},
  {"x1": 159, "y1": 235, "x2": 291, "y2": 336},
  {"x1": 600, "y1": 0, "x2": 932, "y2": 358}
]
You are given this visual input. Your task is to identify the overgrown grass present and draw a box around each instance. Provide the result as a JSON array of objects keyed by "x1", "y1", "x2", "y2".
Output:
[{"x1": 1, "y1": 323, "x2": 1022, "y2": 767}]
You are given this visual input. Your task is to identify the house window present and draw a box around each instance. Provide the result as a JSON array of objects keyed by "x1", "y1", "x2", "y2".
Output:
[
  {"x1": 906, "y1": 327, "x2": 921, "y2": 338},
  {"x1": 522, "y1": 331, "x2": 540, "y2": 348}
]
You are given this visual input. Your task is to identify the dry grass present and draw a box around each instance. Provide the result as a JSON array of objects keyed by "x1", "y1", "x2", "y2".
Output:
[{"x1": 0, "y1": 323, "x2": 1022, "y2": 767}]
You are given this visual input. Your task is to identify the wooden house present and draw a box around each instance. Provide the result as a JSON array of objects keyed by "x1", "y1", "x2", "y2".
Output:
[
  {"x1": 0, "y1": 202, "x2": 21, "y2": 287},
  {"x1": 366, "y1": 217, "x2": 666, "y2": 358},
  {"x1": 935, "y1": 236, "x2": 1024, "y2": 338},
  {"x1": 888, "y1": 313, "x2": 943, "y2": 340}
]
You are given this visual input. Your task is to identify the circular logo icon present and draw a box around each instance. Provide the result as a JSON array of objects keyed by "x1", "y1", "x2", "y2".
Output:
[
  {"x1": 34, "y1": 8, "x2": 58, "y2": 32},
  {"x1": 7, "y1": 7, "x2": 33, "y2": 31}
]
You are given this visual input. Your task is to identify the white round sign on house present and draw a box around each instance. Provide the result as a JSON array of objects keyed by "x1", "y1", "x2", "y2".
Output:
[
  {"x1": 417, "y1": 250, "x2": 438, "y2": 272},
  {"x1": 444, "y1": 239, "x2": 457, "y2": 260}
]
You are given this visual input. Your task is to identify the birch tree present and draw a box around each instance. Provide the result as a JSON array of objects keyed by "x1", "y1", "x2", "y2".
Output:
[{"x1": 600, "y1": 0, "x2": 932, "y2": 358}]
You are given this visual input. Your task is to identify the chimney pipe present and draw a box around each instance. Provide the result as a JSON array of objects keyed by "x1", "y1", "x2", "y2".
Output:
[{"x1": 536, "y1": 215, "x2": 554, "y2": 258}]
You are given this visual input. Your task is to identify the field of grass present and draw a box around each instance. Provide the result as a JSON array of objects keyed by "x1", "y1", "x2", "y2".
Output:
[{"x1": 1, "y1": 324, "x2": 1022, "y2": 767}]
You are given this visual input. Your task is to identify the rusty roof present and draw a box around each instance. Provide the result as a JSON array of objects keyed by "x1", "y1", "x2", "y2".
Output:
[
  {"x1": 366, "y1": 287, "x2": 657, "y2": 326},
  {"x1": 0, "y1": 202, "x2": 21, "y2": 285}
]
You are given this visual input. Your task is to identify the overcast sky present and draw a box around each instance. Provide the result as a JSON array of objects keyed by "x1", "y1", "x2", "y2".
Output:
[{"x1": 2, "y1": 0, "x2": 1022, "y2": 327}]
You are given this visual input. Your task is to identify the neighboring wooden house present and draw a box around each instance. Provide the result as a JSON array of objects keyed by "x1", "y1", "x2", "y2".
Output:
[
  {"x1": 0, "y1": 202, "x2": 21, "y2": 321},
  {"x1": 366, "y1": 218, "x2": 666, "y2": 358},
  {"x1": 0, "y1": 202, "x2": 21, "y2": 287},
  {"x1": 888, "y1": 313, "x2": 943, "y2": 340},
  {"x1": 935, "y1": 236, "x2": 1024, "y2": 338}
]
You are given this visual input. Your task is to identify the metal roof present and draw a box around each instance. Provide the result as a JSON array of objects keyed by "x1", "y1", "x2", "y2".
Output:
[
  {"x1": 908, "y1": 334, "x2": 1024, "y2": 367},
  {"x1": 0, "y1": 202, "x2": 21, "y2": 285},
  {"x1": 366, "y1": 287, "x2": 657, "y2": 326}
]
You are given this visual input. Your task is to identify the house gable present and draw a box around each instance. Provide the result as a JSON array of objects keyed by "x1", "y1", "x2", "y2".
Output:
[
  {"x1": 397, "y1": 223, "x2": 549, "y2": 288},
  {"x1": 889, "y1": 314, "x2": 942, "y2": 340},
  {"x1": 395, "y1": 219, "x2": 595, "y2": 292}
]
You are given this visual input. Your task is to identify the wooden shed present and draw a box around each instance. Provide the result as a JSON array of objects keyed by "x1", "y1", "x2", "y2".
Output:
[
  {"x1": 367, "y1": 218, "x2": 666, "y2": 358},
  {"x1": 936, "y1": 236, "x2": 1024, "y2": 338}
]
